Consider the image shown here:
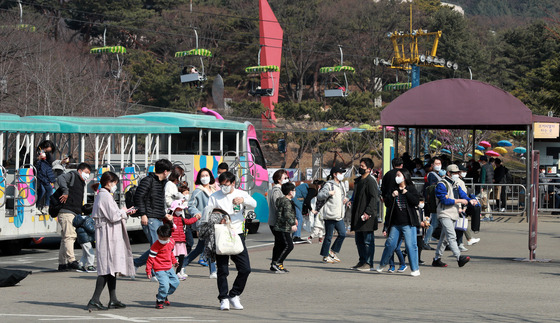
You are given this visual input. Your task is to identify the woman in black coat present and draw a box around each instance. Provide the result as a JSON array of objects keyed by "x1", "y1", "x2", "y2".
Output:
[{"x1": 375, "y1": 168, "x2": 422, "y2": 276}]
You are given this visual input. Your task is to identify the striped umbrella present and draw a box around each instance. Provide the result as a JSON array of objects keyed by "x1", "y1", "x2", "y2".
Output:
[
  {"x1": 174, "y1": 48, "x2": 212, "y2": 57},
  {"x1": 90, "y1": 46, "x2": 126, "y2": 54},
  {"x1": 319, "y1": 65, "x2": 356, "y2": 74},
  {"x1": 245, "y1": 65, "x2": 280, "y2": 73}
]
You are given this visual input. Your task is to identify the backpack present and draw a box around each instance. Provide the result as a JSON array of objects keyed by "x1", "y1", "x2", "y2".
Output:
[
  {"x1": 124, "y1": 185, "x2": 137, "y2": 209},
  {"x1": 504, "y1": 167, "x2": 513, "y2": 184},
  {"x1": 48, "y1": 172, "x2": 76, "y2": 217},
  {"x1": 315, "y1": 182, "x2": 334, "y2": 212},
  {"x1": 424, "y1": 180, "x2": 450, "y2": 214}
]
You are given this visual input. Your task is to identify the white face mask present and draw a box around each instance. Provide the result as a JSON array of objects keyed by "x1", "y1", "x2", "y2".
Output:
[
  {"x1": 336, "y1": 173, "x2": 345, "y2": 181},
  {"x1": 221, "y1": 184, "x2": 232, "y2": 194},
  {"x1": 418, "y1": 202, "x2": 425, "y2": 209},
  {"x1": 433, "y1": 165, "x2": 442, "y2": 171},
  {"x1": 460, "y1": 172, "x2": 467, "y2": 178},
  {"x1": 81, "y1": 172, "x2": 90, "y2": 181},
  {"x1": 158, "y1": 239, "x2": 169, "y2": 245},
  {"x1": 451, "y1": 174, "x2": 460, "y2": 181},
  {"x1": 281, "y1": 178, "x2": 289, "y2": 184},
  {"x1": 395, "y1": 176, "x2": 404, "y2": 184},
  {"x1": 183, "y1": 194, "x2": 190, "y2": 201},
  {"x1": 174, "y1": 210, "x2": 183, "y2": 216},
  {"x1": 200, "y1": 176, "x2": 210, "y2": 185},
  {"x1": 109, "y1": 185, "x2": 117, "y2": 194}
]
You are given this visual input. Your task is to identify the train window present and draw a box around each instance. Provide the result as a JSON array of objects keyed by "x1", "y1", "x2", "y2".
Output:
[
  {"x1": 223, "y1": 131, "x2": 238, "y2": 154},
  {"x1": 249, "y1": 139, "x2": 266, "y2": 169},
  {"x1": 210, "y1": 130, "x2": 221, "y2": 155},
  {"x1": 172, "y1": 130, "x2": 200, "y2": 154}
]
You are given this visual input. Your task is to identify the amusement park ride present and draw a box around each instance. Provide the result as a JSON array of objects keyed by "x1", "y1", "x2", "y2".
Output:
[
  {"x1": 175, "y1": 28, "x2": 212, "y2": 86},
  {"x1": 319, "y1": 46, "x2": 355, "y2": 98},
  {"x1": 377, "y1": 4, "x2": 457, "y2": 89},
  {"x1": 89, "y1": 27, "x2": 126, "y2": 79}
]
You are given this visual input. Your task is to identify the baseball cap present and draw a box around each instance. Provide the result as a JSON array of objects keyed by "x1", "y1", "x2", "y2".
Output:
[
  {"x1": 447, "y1": 164, "x2": 460, "y2": 173},
  {"x1": 330, "y1": 166, "x2": 346, "y2": 175}
]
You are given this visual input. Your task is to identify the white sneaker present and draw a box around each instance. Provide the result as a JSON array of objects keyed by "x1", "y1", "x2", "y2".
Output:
[
  {"x1": 500, "y1": 208, "x2": 506, "y2": 212},
  {"x1": 375, "y1": 265, "x2": 385, "y2": 273},
  {"x1": 150, "y1": 276, "x2": 159, "y2": 282},
  {"x1": 179, "y1": 268, "x2": 188, "y2": 278},
  {"x1": 410, "y1": 270, "x2": 420, "y2": 277},
  {"x1": 229, "y1": 296, "x2": 243, "y2": 310},
  {"x1": 329, "y1": 251, "x2": 341, "y2": 263},
  {"x1": 459, "y1": 244, "x2": 468, "y2": 252},
  {"x1": 323, "y1": 256, "x2": 335, "y2": 264},
  {"x1": 209, "y1": 271, "x2": 217, "y2": 279},
  {"x1": 467, "y1": 238, "x2": 480, "y2": 246},
  {"x1": 177, "y1": 273, "x2": 187, "y2": 281},
  {"x1": 220, "y1": 298, "x2": 230, "y2": 311}
]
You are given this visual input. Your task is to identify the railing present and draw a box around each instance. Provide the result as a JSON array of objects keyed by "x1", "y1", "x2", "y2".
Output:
[
  {"x1": 411, "y1": 177, "x2": 527, "y2": 217},
  {"x1": 537, "y1": 176, "x2": 560, "y2": 214}
]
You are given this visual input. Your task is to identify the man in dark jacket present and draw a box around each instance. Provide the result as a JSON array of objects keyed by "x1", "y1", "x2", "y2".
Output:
[
  {"x1": 350, "y1": 158, "x2": 380, "y2": 271},
  {"x1": 133, "y1": 159, "x2": 173, "y2": 272},
  {"x1": 381, "y1": 157, "x2": 403, "y2": 207},
  {"x1": 56, "y1": 162, "x2": 92, "y2": 271}
]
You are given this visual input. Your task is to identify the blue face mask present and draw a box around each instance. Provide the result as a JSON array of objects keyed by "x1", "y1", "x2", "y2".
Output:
[{"x1": 438, "y1": 169, "x2": 446, "y2": 177}]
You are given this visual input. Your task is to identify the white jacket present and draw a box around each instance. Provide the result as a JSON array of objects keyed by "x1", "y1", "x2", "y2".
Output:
[
  {"x1": 206, "y1": 188, "x2": 257, "y2": 234},
  {"x1": 316, "y1": 180, "x2": 347, "y2": 221}
]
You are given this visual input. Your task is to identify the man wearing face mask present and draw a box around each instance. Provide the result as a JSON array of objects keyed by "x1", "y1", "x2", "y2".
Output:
[
  {"x1": 133, "y1": 159, "x2": 174, "y2": 274},
  {"x1": 432, "y1": 164, "x2": 478, "y2": 268},
  {"x1": 56, "y1": 162, "x2": 92, "y2": 271},
  {"x1": 350, "y1": 158, "x2": 380, "y2": 271},
  {"x1": 381, "y1": 158, "x2": 403, "y2": 206},
  {"x1": 206, "y1": 171, "x2": 256, "y2": 310}
]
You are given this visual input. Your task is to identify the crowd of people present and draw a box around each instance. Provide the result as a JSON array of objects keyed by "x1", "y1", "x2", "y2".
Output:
[{"x1": 35, "y1": 137, "x2": 500, "y2": 311}]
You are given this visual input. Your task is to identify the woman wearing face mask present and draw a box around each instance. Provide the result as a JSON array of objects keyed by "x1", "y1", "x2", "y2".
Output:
[
  {"x1": 376, "y1": 168, "x2": 422, "y2": 276},
  {"x1": 184, "y1": 168, "x2": 218, "y2": 278},
  {"x1": 316, "y1": 167, "x2": 348, "y2": 263},
  {"x1": 164, "y1": 169, "x2": 186, "y2": 208},
  {"x1": 268, "y1": 169, "x2": 289, "y2": 272},
  {"x1": 87, "y1": 171, "x2": 136, "y2": 311}
]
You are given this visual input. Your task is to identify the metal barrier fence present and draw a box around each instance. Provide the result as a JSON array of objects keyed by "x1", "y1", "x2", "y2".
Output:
[
  {"x1": 410, "y1": 177, "x2": 527, "y2": 217},
  {"x1": 538, "y1": 177, "x2": 560, "y2": 214}
]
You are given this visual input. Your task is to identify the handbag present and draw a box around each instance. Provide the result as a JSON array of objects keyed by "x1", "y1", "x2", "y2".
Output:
[
  {"x1": 214, "y1": 219, "x2": 244, "y2": 255},
  {"x1": 455, "y1": 214, "x2": 468, "y2": 231}
]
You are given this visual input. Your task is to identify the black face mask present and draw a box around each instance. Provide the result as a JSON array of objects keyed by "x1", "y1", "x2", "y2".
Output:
[{"x1": 358, "y1": 168, "x2": 366, "y2": 175}]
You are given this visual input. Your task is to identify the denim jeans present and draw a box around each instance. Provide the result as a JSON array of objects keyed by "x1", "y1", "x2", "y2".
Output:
[
  {"x1": 293, "y1": 207, "x2": 303, "y2": 238},
  {"x1": 37, "y1": 182, "x2": 53, "y2": 208},
  {"x1": 134, "y1": 217, "x2": 163, "y2": 268},
  {"x1": 154, "y1": 268, "x2": 180, "y2": 301},
  {"x1": 388, "y1": 237, "x2": 405, "y2": 267},
  {"x1": 424, "y1": 213, "x2": 439, "y2": 244},
  {"x1": 320, "y1": 219, "x2": 346, "y2": 257},
  {"x1": 379, "y1": 225, "x2": 419, "y2": 271},
  {"x1": 182, "y1": 239, "x2": 216, "y2": 274},
  {"x1": 79, "y1": 242, "x2": 95, "y2": 267},
  {"x1": 435, "y1": 217, "x2": 461, "y2": 261},
  {"x1": 354, "y1": 231, "x2": 375, "y2": 267},
  {"x1": 216, "y1": 236, "x2": 251, "y2": 300}
]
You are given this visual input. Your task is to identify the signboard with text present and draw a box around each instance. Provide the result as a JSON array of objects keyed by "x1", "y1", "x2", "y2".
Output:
[{"x1": 534, "y1": 122, "x2": 559, "y2": 139}]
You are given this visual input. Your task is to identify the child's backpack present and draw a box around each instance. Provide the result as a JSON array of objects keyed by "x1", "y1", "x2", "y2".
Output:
[{"x1": 424, "y1": 180, "x2": 450, "y2": 214}]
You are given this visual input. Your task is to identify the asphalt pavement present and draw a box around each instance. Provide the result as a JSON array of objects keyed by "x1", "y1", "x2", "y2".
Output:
[{"x1": 0, "y1": 215, "x2": 560, "y2": 322}]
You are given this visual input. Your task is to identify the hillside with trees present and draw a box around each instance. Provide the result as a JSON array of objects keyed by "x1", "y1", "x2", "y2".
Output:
[{"x1": 0, "y1": 0, "x2": 559, "y2": 168}]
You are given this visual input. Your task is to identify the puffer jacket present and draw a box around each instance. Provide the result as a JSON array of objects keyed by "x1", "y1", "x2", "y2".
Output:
[
  {"x1": 134, "y1": 173, "x2": 167, "y2": 219},
  {"x1": 316, "y1": 180, "x2": 347, "y2": 221},
  {"x1": 72, "y1": 215, "x2": 95, "y2": 244},
  {"x1": 35, "y1": 159, "x2": 56, "y2": 186},
  {"x1": 274, "y1": 197, "x2": 297, "y2": 232}
]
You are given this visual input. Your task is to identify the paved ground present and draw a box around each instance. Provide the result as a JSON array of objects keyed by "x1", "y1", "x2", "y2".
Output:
[{"x1": 0, "y1": 215, "x2": 560, "y2": 322}]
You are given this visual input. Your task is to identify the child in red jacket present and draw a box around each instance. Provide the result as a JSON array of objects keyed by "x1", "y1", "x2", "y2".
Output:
[
  {"x1": 168, "y1": 200, "x2": 201, "y2": 280},
  {"x1": 146, "y1": 224, "x2": 180, "y2": 309}
]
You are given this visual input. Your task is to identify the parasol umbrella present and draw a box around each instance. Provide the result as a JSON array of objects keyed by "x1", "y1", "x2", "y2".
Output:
[
  {"x1": 429, "y1": 144, "x2": 438, "y2": 150},
  {"x1": 475, "y1": 150, "x2": 484, "y2": 156},
  {"x1": 0, "y1": 268, "x2": 31, "y2": 287},
  {"x1": 440, "y1": 129, "x2": 450, "y2": 134},
  {"x1": 477, "y1": 145, "x2": 486, "y2": 151},
  {"x1": 513, "y1": 147, "x2": 526, "y2": 154},
  {"x1": 494, "y1": 147, "x2": 508, "y2": 154},
  {"x1": 467, "y1": 153, "x2": 473, "y2": 157},
  {"x1": 479, "y1": 141, "x2": 491, "y2": 148},
  {"x1": 485, "y1": 150, "x2": 500, "y2": 157},
  {"x1": 497, "y1": 140, "x2": 512, "y2": 147},
  {"x1": 440, "y1": 149, "x2": 451, "y2": 155},
  {"x1": 432, "y1": 140, "x2": 442, "y2": 147}
]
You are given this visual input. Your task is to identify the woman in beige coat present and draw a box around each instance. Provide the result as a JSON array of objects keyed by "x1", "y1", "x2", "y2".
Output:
[{"x1": 87, "y1": 171, "x2": 136, "y2": 311}]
